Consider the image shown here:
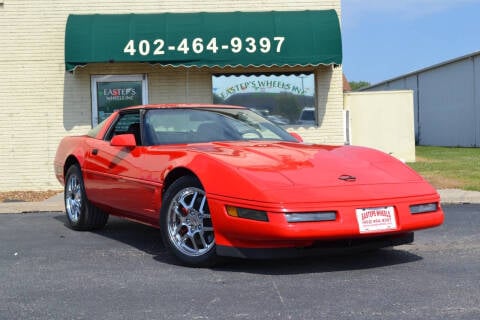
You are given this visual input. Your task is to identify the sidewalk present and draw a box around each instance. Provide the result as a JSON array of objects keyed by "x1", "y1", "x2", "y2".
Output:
[
  {"x1": 437, "y1": 189, "x2": 480, "y2": 205},
  {"x1": 0, "y1": 192, "x2": 64, "y2": 214},
  {"x1": 1, "y1": 189, "x2": 480, "y2": 214}
]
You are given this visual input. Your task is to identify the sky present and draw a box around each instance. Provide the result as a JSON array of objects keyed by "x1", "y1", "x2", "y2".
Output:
[{"x1": 341, "y1": 0, "x2": 480, "y2": 84}]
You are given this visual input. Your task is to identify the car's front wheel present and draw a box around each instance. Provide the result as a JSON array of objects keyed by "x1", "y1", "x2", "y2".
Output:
[
  {"x1": 64, "y1": 165, "x2": 109, "y2": 231},
  {"x1": 160, "y1": 176, "x2": 216, "y2": 267}
]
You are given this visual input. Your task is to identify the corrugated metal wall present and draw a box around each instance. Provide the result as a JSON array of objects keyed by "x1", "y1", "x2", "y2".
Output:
[{"x1": 363, "y1": 53, "x2": 480, "y2": 147}]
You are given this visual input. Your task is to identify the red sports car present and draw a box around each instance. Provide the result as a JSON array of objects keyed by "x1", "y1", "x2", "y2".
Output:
[{"x1": 54, "y1": 104, "x2": 444, "y2": 267}]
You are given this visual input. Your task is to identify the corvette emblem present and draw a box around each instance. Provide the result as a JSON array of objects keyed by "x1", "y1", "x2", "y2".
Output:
[{"x1": 338, "y1": 174, "x2": 356, "y2": 182}]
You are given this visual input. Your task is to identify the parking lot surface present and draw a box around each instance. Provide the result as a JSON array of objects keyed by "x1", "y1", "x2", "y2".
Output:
[{"x1": 0, "y1": 204, "x2": 479, "y2": 320}]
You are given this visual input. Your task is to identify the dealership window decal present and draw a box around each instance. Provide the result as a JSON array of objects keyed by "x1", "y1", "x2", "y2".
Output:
[
  {"x1": 91, "y1": 75, "x2": 148, "y2": 126},
  {"x1": 212, "y1": 74, "x2": 316, "y2": 126}
]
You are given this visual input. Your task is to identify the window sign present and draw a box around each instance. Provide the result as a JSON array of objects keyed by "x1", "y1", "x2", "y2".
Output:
[
  {"x1": 212, "y1": 74, "x2": 315, "y2": 126},
  {"x1": 91, "y1": 75, "x2": 148, "y2": 126}
]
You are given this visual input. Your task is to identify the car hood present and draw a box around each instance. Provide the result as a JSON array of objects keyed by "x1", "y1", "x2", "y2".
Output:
[{"x1": 186, "y1": 141, "x2": 437, "y2": 203}]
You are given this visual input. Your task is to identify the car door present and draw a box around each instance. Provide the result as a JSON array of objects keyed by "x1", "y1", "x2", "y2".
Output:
[{"x1": 83, "y1": 111, "x2": 159, "y2": 223}]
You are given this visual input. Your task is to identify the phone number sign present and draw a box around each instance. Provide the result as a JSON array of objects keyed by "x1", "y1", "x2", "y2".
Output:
[{"x1": 123, "y1": 37, "x2": 285, "y2": 57}]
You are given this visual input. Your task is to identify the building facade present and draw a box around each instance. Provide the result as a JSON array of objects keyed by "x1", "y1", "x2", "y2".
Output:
[
  {"x1": 362, "y1": 51, "x2": 480, "y2": 147},
  {"x1": 0, "y1": 0, "x2": 344, "y2": 191}
]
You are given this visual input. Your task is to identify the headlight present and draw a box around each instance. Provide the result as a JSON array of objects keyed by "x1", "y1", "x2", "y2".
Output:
[
  {"x1": 410, "y1": 203, "x2": 438, "y2": 214},
  {"x1": 226, "y1": 206, "x2": 269, "y2": 222},
  {"x1": 285, "y1": 211, "x2": 337, "y2": 223}
]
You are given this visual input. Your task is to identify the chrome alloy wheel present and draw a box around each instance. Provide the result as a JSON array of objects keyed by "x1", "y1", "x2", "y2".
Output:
[
  {"x1": 65, "y1": 174, "x2": 83, "y2": 223},
  {"x1": 166, "y1": 187, "x2": 215, "y2": 257}
]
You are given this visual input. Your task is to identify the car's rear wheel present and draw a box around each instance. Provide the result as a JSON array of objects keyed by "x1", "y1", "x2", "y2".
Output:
[
  {"x1": 64, "y1": 165, "x2": 109, "y2": 231},
  {"x1": 160, "y1": 176, "x2": 216, "y2": 267}
]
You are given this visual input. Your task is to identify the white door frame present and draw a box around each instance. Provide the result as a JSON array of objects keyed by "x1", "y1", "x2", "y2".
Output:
[{"x1": 91, "y1": 74, "x2": 148, "y2": 126}]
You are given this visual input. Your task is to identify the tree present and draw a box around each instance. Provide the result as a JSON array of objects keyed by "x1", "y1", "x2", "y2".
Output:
[
  {"x1": 349, "y1": 81, "x2": 371, "y2": 91},
  {"x1": 275, "y1": 92, "x2": 301, "y2": 123},
  {"x1": 212, "y1": 93, "x2": 225, "y2": 104}
]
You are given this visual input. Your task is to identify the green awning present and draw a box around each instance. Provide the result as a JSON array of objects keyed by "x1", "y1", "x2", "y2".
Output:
[{"x1": 65, "y1": 10, "x2": 342, "y2": 71}]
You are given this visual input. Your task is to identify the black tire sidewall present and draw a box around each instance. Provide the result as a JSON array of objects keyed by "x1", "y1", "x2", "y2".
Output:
[
  {"x1": 160, "y1": 175, "x2": 217, "y2": 267},
  {"x1": 64, "y1": 165, "x2": 88, "y2": 230}
]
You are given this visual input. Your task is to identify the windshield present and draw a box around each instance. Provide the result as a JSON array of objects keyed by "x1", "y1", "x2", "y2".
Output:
[{"x1": 143, "y1": 108, "x2": 297, "y2": 145}]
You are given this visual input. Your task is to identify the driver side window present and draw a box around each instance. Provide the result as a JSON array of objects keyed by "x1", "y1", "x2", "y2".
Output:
[{"x1": 105, "y1": 112, "x2": 141, "y2": 145}]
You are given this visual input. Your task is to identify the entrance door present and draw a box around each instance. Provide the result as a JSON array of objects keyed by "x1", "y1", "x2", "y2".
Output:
[{"x1": 91, "y1": 74, "x2": 148, "y2": 126}]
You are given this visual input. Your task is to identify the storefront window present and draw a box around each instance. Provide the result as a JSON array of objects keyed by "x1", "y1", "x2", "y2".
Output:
[
  {"x1": 91, "y1": 75, "x2": 148, "y2": 126},
  {"x1": 212, "y1": 74, "x2": 315, "y2": 126}
]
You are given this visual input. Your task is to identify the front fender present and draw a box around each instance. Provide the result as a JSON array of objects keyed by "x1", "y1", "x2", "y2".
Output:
[{"x1": 182, "y1": 153, "x2": 288, "y2": 202}]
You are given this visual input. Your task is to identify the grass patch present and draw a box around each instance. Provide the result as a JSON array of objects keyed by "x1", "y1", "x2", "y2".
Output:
[{"x1": 408, "y1": 146, "x2": 480, "y2": 191}]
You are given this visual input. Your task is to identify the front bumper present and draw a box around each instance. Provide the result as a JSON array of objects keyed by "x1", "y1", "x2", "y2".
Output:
[{"x1": 208, "y1": 192, "x2": 444, "y2": 254}]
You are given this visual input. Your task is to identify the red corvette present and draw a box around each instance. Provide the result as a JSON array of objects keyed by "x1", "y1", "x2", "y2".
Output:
[{"x1": 54, "y1": 104, "x2": 444, "y2": 266}]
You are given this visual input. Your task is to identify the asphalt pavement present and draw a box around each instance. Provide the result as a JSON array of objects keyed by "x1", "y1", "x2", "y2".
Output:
[
  {"x1": 1, "y1": 189, "x2": 480, "y2": 214},
  {"x1": 1, "y1": 204, "x2": 479, "y2": 319}
]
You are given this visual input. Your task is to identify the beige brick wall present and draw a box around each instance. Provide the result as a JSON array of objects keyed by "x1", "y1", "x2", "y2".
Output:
[
  {"x1": 0, "y1": 0, "x2": 342, "y2": 191},
  {"x1": 293, "y1": 65, "x2": 345, "y2": 145}
]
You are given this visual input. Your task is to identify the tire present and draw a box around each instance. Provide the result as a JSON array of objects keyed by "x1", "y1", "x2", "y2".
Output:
[
  {"x1": 160, "y1": 176, "x2": 217, "y2": 267},
  {"x1": 64, "y1": 165, "x2": 109, "y2": 231}
]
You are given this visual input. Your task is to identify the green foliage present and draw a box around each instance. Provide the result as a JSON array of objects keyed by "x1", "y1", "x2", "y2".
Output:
[
  {"x1": 408, "y1": 146, "x2": 480, "y2": 191},
  {"x1": 212, "y1": 94, "x2": 225, "y2": 104},
  {"x1": 274, "y1": 92, "x2": 302, "y2": 123},
  {"x1": 349, "y1": 81, "x2": 371, "y2": 91},
  {"x1": 216, "y1": 91, "x2": 311, "y2": 124}
]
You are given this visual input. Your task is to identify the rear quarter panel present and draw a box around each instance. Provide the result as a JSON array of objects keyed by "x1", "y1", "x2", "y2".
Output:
[{"x1": 54, "y1": 136, "x2": 90, "y2": 185}]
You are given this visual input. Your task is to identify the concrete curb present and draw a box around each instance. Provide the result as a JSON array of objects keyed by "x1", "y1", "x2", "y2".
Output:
[
  {"x1": 438, "y1": 189, "x2": 480, "y2": 205},
  {"x1": 1, "y1": 189, "x2": 480, "y2": 214},
  {"x1": 0, "y1": 202, "x2": 64, "y2": 214},
  {"x1": 0, "y1": 192, "x2": 64, "y2": 214}
]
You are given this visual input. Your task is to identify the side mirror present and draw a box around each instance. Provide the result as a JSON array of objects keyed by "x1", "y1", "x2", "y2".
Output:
[
  {"x1": 289, "y1": 132, "x2": 303, "y2": 143},
  {"x1": 111, "y1": 134, "x2": 137, "y2": 147}
]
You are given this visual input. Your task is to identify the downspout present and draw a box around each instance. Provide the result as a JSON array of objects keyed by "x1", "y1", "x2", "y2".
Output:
[
  {"x1": 473, "y1": 56, "x2": 478, "y2": 147},
  {"x1": 186, "y1": 69, "x2": 190, "y2": 102},
  {"x1": 416, "y1": 74, "x2": 421, "y2": 145}
]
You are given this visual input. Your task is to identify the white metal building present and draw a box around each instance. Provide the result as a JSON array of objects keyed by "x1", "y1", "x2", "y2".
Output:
[{"x1": 362, "y1": 51, "x2": 480, "y2": 147}]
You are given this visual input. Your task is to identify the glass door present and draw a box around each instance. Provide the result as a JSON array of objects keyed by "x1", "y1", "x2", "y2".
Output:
[{"x1": 91, "y1": 74, "x2": 148, "y2": 126}]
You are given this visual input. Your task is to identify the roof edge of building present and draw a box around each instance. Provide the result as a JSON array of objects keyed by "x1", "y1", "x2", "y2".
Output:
[{"x1": 360, "y1": 49, "x2": 480, "y2": 91}]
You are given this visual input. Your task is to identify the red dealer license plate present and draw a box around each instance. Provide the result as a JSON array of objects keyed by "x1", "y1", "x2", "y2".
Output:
[{"x1": 355, "y1": 206, "x2": 397, "y2": 233}]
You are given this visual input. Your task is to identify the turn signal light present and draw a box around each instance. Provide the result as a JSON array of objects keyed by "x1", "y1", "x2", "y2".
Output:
[{"x1": 226, "y1": 206, "x2": 269, "y2": 222}]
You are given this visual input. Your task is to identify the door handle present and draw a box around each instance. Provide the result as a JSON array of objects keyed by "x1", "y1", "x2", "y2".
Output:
[{"x1": 92, "y1": 149, "x2": 98, "y2": 156}]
